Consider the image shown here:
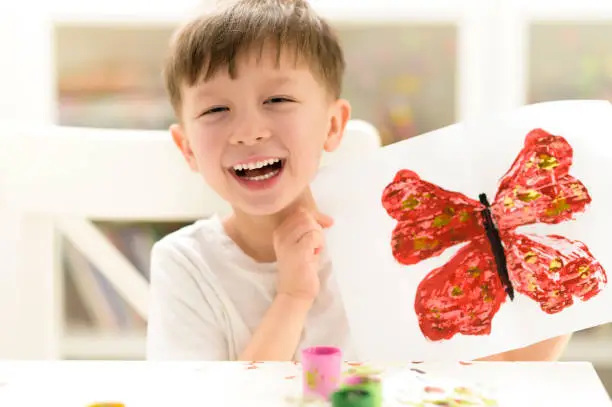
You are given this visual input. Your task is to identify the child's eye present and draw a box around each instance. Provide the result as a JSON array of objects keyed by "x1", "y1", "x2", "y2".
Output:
[
  {"x1": 201, "y1": 106, "x2": 229, "y2": 116},
  {"x1": 264, "y1": 97, "x2": 293, "y2": 104}
]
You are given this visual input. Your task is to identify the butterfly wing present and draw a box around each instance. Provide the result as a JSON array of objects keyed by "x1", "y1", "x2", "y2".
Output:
[
  {"x1": 503, "y1": 231, "x2": 607, "y2": 314},
  {"x1": 414, "y1": 237, "x2": 507, "y2": 341},
  {"x1": 382, "y1": 169, "x2": 484, "y2": 265},
  {"x1": 491, "y1": 128, "x2": 591, "y2": 230}
]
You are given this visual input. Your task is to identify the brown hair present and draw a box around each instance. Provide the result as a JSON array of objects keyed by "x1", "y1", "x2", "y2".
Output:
[{"x1": 163, "y1": 0, "x2": 345, "y2": 115}]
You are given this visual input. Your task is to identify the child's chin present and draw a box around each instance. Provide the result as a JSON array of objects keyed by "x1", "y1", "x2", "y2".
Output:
[
  {"x1": 237, "y1": 197, "x2": 291, "y2": 217},
  {"x1": 232, "y1": 184, "x2": 311, "y2": 217}
]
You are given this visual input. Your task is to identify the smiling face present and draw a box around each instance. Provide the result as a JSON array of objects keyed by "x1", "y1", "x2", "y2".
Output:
[{"x1": 171, "y1": 45, "x2": 351, "y2": 216}]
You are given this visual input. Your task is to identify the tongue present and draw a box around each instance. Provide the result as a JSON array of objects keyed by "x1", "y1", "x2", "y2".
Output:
[{"x1": 243, "y1": 166, "x2": 276, "y2": 178}]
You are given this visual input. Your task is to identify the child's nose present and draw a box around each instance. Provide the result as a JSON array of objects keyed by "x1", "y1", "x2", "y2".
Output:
[{"x1": 230, "y1": 127, "x2": 271, "y2": 146}]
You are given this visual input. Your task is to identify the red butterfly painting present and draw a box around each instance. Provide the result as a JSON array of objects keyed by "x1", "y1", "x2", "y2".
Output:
[{"x1": 381, "y1": 128, "x2": 607, "y2": 341}]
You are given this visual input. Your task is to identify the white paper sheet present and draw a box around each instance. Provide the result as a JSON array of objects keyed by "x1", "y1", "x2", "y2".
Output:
[{"x1": 312, "y1": 100, "x2": 612, "y2": 362}]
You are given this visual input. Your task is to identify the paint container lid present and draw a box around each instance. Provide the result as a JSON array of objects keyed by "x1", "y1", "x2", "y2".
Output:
[{"x1": 302, "y1": 346, "x2": 342, "y2": 359}]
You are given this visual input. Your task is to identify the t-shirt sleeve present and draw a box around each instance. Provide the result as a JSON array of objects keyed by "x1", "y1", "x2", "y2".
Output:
[{"x1": 146, "y1": 240, "x2": 228, "y2": 360}]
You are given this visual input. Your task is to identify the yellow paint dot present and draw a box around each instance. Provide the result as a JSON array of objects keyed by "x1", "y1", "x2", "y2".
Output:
[
  {"x1": 538, "y1": 154, "x2": 559, "y2": 170},
  {"x1": 546, "y1": 198, "x2": 570, "y2": 217},
  {"x1": 524, "y1": 252, "x2": 538, "y2": 264},
  {"x1": 413, "y1": 237, "x2": 439, "y2": 251},
  {"x1": 433, "y1": 214, "x2": 452, "y2": 228},
  {"x1": 481, "y1": 284, "x2": 492, "y2": 302},
  {"x1": 402, "y1": 196, "x2": 420, "y2": 210},
  {"x1": 467, "y1": 266, "x2": 481, "y2": 277},
  {"x1": 549, "y1": 258, "x2": 562, "y2": 271},
  {"x1": 517, "y1": 190, "x2": 541, "y2": 202},
  {"x1": 526, "y1": 274, "x2": 537, "y2": 292}
]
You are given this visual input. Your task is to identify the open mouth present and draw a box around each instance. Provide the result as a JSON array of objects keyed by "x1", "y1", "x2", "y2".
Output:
[{"x1": 230, "y1": 158, "x2": 285, "y2": 182}]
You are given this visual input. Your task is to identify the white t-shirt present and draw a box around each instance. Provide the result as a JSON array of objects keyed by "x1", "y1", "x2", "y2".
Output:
[{"x1": 146, "y1": 215, "x2": 356, "y2": 361}]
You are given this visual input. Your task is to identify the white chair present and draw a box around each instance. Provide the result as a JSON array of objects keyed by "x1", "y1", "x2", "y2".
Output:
[{"x1": 0, "y1": 119, "x2": 380, "y2": 359}]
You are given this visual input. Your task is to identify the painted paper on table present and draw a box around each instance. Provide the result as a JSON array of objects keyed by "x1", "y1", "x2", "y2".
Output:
[{"x1": 312, "y1": 100, "x2": 612, "y2": 362}]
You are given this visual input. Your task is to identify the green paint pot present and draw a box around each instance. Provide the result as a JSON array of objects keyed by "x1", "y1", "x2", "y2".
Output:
[{"x1": 331, "y1": 387, "x2": 376, "y2": 407}]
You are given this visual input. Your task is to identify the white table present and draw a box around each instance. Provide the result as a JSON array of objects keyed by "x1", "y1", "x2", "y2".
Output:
[{"x1": 0, "y1": 361, "x2": 609, "y2": 407}]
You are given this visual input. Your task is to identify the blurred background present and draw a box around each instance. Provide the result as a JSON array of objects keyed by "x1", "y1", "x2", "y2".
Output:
[{"x1": 0, "y1": 0, "x2": 611, "y2": 396}]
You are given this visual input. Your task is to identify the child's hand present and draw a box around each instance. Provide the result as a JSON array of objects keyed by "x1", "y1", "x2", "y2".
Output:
[{"x1": 273, "y1": 207, "x2": 333, "y2": 302}]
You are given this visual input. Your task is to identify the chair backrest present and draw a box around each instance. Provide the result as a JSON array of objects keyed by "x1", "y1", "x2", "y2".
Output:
[{"x1": 0, "y1": 119, "x2": 380, "y2": 219}]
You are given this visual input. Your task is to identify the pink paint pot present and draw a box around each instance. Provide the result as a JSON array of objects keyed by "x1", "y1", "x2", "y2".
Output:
[{"x1": 301, "y1": 346, "x2": 343, "y2": 400}]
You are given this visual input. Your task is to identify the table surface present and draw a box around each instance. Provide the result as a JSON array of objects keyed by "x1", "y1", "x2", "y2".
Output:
[{"x1": 0, "y1": 361, "x2": 609, "y2": 407}]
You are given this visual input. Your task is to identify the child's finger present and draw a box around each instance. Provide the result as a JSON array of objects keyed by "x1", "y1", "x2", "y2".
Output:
[{"x1": 314, "y1": 211, "x2": 334, "y2": 228}]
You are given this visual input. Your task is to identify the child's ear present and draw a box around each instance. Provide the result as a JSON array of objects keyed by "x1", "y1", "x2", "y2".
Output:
[
  {"x1": 324, "y1": 98, "x2": 351, "y2": 153},
  {"x1": 170, "y1": 123, "x2": 199, "y2": 172}
]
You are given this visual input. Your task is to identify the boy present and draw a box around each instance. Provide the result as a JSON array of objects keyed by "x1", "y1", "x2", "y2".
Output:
[{"x1": 146, "y1": 0, "x2": 571, "y2": 361}]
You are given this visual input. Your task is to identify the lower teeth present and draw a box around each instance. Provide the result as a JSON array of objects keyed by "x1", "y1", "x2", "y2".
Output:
[{"x1": 244, "y1": 169, "x2": 280, "y2": 181}]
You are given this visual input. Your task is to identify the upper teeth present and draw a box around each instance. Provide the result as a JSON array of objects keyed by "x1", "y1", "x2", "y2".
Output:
[{"x1": 233, "y1": 158, "x2": 280, "y2": 171}]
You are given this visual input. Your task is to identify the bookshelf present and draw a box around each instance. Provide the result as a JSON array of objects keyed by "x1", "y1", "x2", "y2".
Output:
[
  {"x1": 0, "y1": 0, "x2": 610, "y2": 385},
  {"x1": 338, "y1": 24, "x2": 457, "y2": 145},
  {"x1": 528, "y1": 22, "x2": 612, "y2": 105}
]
